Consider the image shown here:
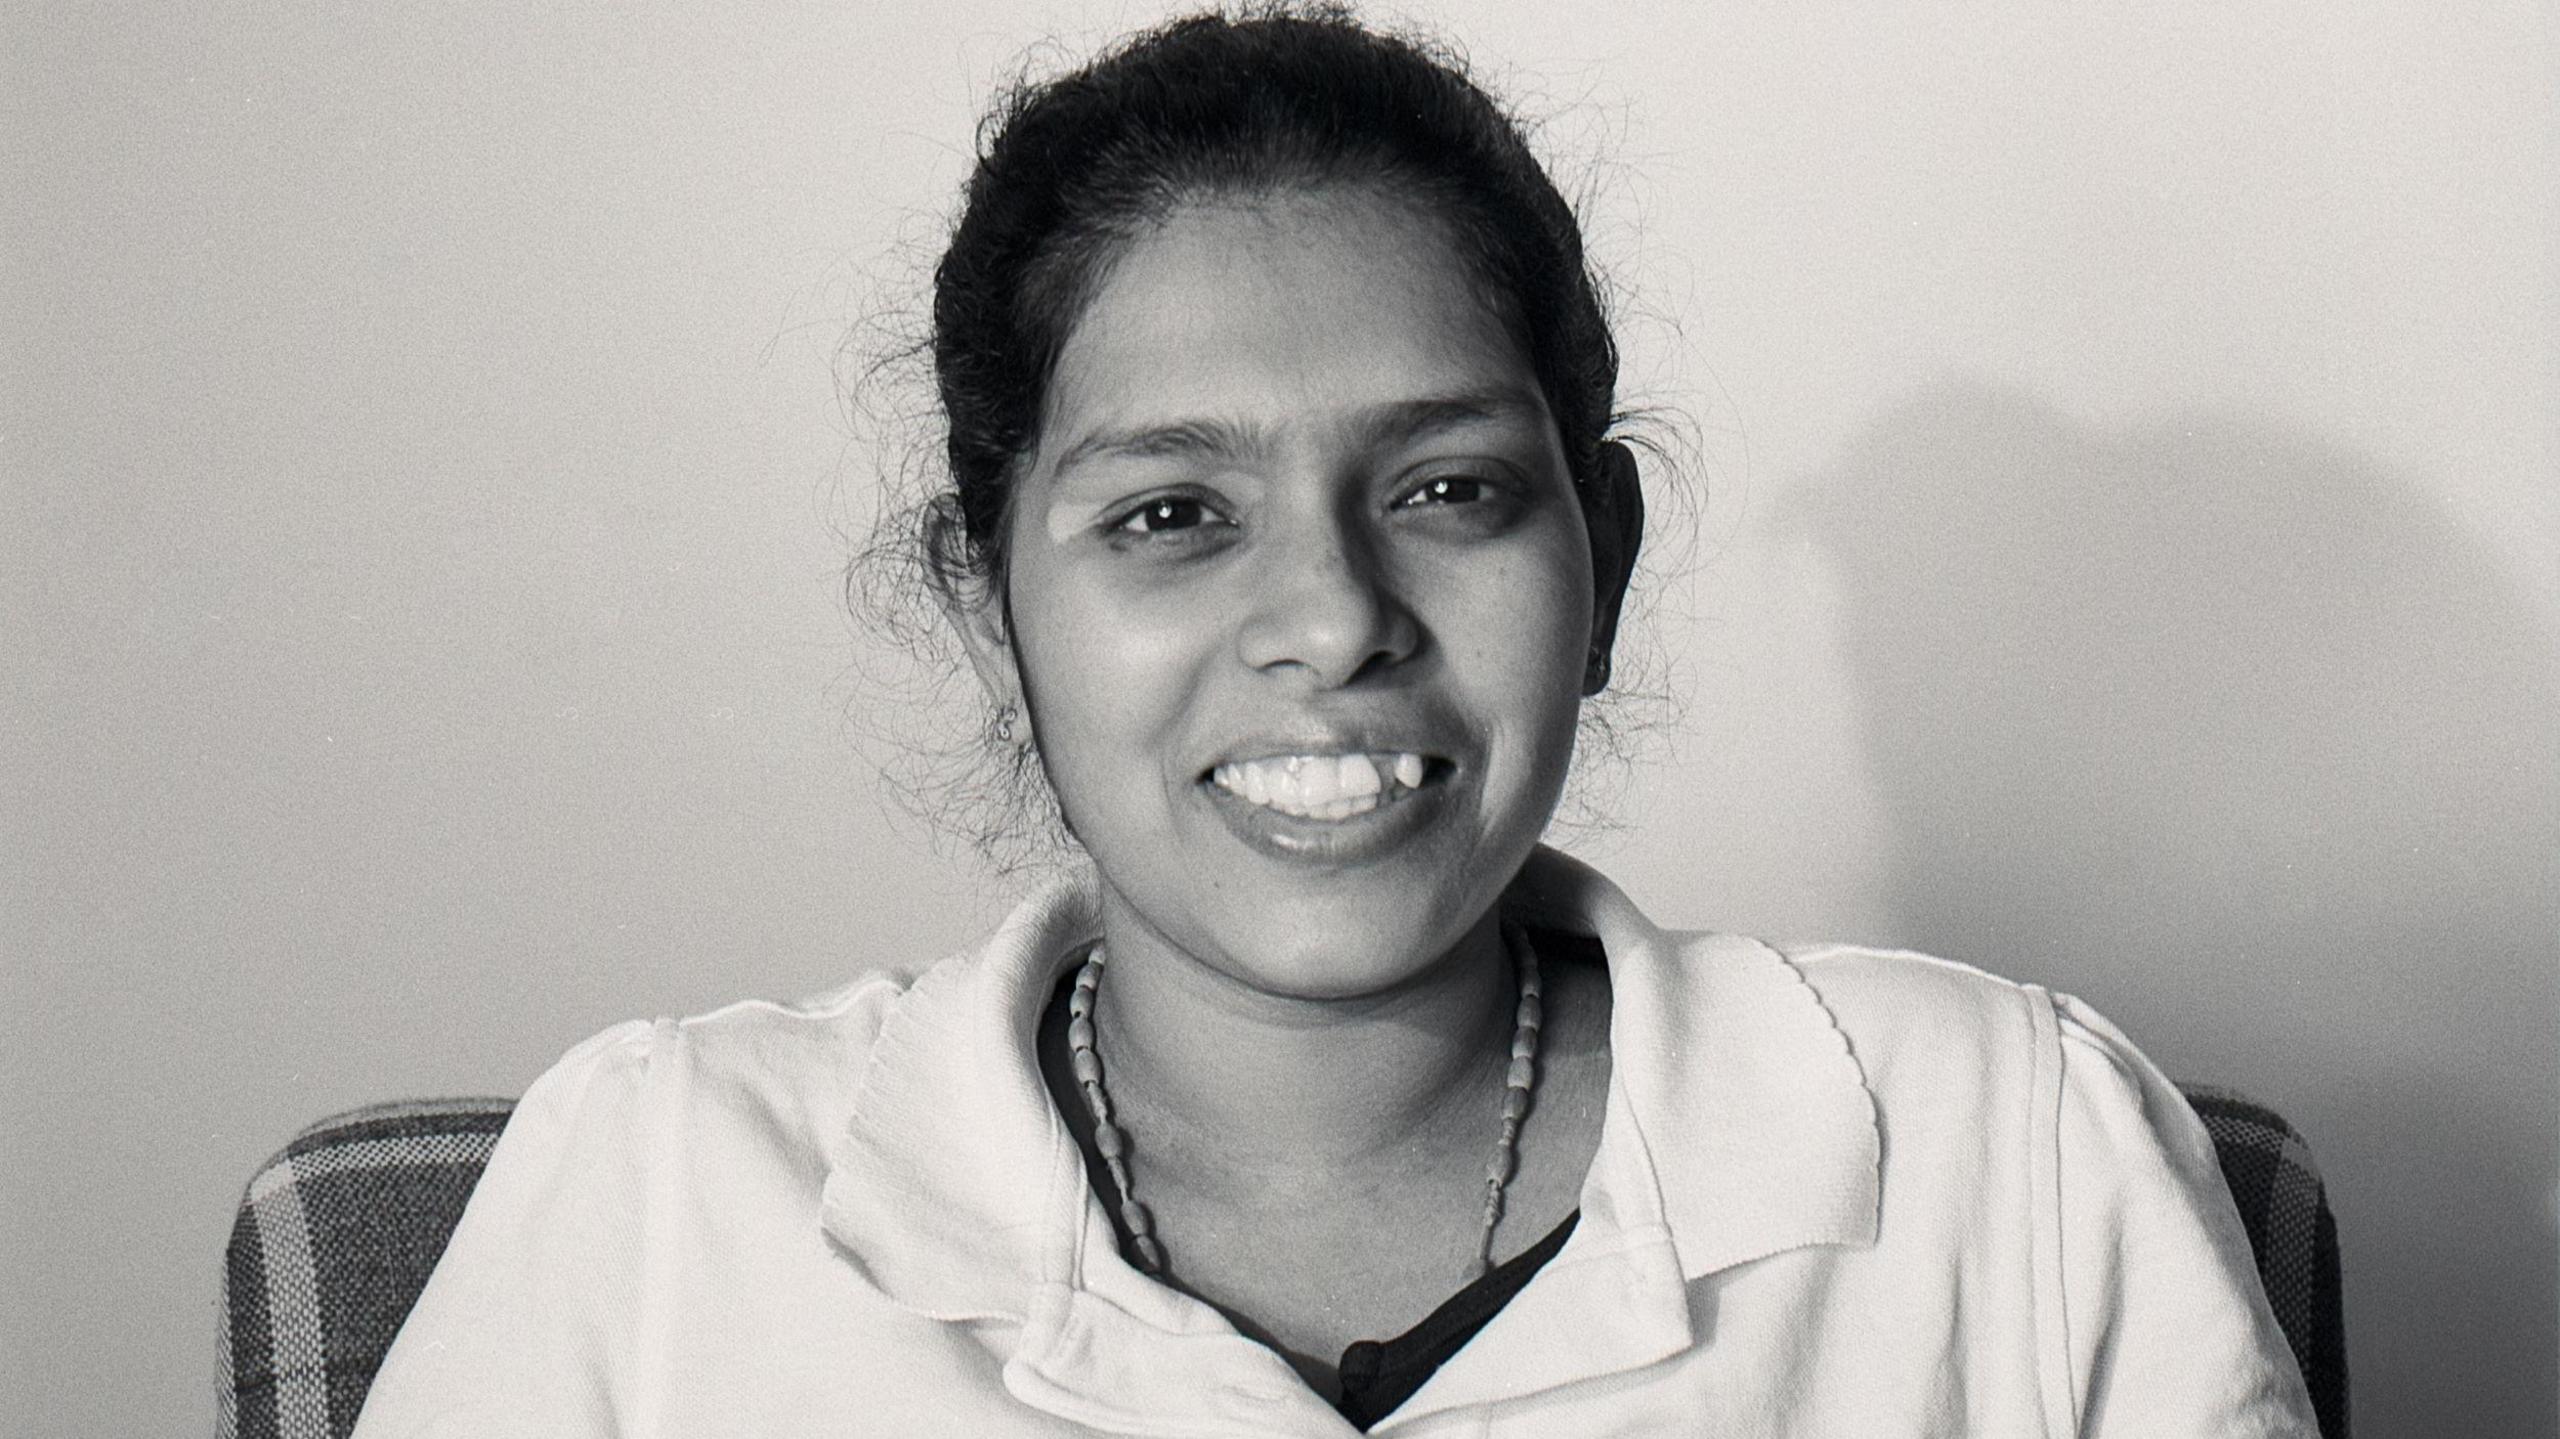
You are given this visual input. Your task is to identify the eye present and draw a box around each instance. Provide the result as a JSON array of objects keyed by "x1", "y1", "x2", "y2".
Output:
[
  {"x1": 1108, "y1": 493, "x2": 1226, "y2": 537},
  {"x1": 1396, "y1": 474, "x2": 1493, "y2": 508}
]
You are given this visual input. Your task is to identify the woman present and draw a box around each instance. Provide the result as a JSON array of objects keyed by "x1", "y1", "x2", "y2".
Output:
[{"x1": 352, "y1": 10, "x2": 2316, "y2": 1435}]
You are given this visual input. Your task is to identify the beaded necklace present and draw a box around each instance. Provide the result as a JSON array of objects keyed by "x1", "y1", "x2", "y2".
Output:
[{"x1": 1064, "y1": 924, "x2": 1544, "y2": 1281}]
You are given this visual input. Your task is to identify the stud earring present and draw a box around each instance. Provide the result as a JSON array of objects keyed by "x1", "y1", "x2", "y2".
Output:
[{"x1": 994, "y1": 704, "x2": 1020, "y2": 745}]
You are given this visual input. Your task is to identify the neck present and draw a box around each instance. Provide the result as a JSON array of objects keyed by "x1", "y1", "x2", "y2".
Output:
[{"x1": 1082, "y1": 901, "x2": 1516, "y2": 1193}]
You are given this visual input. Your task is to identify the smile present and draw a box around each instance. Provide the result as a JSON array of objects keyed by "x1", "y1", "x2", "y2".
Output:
[{"x1": 1207, "y1": 751, "x2": 1438, "y2": 821}]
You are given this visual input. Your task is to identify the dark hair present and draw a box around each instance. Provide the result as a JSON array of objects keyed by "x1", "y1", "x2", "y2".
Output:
[{"x1": 922, "y1": 4, "x2": 1622, "y2": 598}]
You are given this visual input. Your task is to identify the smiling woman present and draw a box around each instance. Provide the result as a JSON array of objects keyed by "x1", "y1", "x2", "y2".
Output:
[
  {"x1": 982, "y1": 191, "x2": 1615, "y2": 1007},
  {"x1": 344, "y1": 9, "x2": 2317, "y2": 1436}
]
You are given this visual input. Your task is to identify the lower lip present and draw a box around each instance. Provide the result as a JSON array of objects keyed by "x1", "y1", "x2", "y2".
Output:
[{"x1": 1198, "y1": 771, "x2": 1455, "y2": 864}]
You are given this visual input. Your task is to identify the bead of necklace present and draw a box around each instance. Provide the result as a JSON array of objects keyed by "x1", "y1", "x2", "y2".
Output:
[
  {"x1": 1063, "y1": 925, "x2": 1544, "y2": 1282},
  {"x1": 1064, "y1": 955, "x2": 1164, "y2": 1273}
]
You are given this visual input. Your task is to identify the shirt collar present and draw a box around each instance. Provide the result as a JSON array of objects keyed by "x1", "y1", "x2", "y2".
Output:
[
  {"x1": 818, "y1": 848, "x2": 1879, "y2": 1419},
  {"x1": 817, "y1": 873, "x2": 1102, "y2": 1323},
  {"x1": 1500, "y1": 847, "x2": 1881, "y2": 1281}
]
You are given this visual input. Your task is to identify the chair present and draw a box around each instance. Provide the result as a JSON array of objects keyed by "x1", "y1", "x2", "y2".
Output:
[
  {"x1": 220, "y1": 1086, "x2": 2348, "y2": 1438},
  {"x1": 219, "y1": 1099, "x2": 514, "y2": 1439},
  {"x1": 2181, "y1": 1086, "x2": 2350, "y2": 1437}
]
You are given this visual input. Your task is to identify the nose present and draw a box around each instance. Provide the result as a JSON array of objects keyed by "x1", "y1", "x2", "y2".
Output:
[{"x1": 1234, "y1": 506, "x2": 1421, "y2": 687}]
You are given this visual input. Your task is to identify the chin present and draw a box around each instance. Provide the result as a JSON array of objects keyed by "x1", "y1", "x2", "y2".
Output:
[{"x1": 1189, "y1": 881, "x2": 1509, "y2": 1002}]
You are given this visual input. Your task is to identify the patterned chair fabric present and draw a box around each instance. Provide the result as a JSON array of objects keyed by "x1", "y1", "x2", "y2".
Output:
[
  {"x1": 220, "y1": 1086, "x2": 2348, "y2": 1439},
  {"x1": 2181, "y1": 1086, "x2": 2351, "y2": 1439},
  {"x1": 220, "y1": 1099, "x2": 513, "y2": 1439}
]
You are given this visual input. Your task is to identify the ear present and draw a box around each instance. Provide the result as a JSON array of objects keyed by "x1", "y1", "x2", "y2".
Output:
[
  {"x1": 1580, "y1": 439, "x2": 1646, "y2": 696},
  {"x1": 941, "y1": 570, "x2": 1030, "y2": 743}
]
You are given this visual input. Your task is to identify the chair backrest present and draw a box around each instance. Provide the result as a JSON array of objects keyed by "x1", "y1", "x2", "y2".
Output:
[
  {"x1": 220, "y1": 1086, "x2": 2348, "y2": 1439},
  {"x1": 219, "y1": 1099, "x2": 514, "y2": 1439},
  {"x1": 2179, "y1": 1085, "x2": 2350, "y2": 1438}
]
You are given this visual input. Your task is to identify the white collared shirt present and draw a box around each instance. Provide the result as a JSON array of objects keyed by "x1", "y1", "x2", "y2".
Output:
[{"x1": 355, "y1": 851, "x2": 2316, "y2": 1436}]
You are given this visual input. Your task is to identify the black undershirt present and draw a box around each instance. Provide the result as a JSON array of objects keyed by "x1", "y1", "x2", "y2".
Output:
[{"x1": 1330, "y1": 1207, "x2": 1579, "y2": 1429}]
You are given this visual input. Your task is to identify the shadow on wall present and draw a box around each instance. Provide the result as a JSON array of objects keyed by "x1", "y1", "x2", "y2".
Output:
[{"x1": 1787, "y1": 380, "x2": 2559, "y2": 1438}]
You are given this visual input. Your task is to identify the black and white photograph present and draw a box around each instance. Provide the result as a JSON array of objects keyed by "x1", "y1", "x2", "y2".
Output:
[{"x1": 6, "y1": 3, "x2": 2552, "y2": 1434}]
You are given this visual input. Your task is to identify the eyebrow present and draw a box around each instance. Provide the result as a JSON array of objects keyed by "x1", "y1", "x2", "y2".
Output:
[{"x1": 1046, "y1": 388, "x2": 1548, "y2": 482}]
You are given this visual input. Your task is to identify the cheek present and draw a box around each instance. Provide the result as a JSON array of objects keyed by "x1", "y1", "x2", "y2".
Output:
[
  {"x1": 1010, "y1": 568, "x2": 1214, "y2": 769},
  {"x1": 1499, "y1": 545, "x2": 1600, "y2": 775},
  {"x1": 1441, "y1": 539, "x2": 1594, "y2": 694}
]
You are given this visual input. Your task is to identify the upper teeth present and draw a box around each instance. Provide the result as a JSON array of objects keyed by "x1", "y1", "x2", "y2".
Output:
[{"x1": 1211, "y1": 752, "x2": 1431, "y2": 820}]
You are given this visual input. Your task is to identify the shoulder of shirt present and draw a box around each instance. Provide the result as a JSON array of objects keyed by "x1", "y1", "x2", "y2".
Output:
[
  {"x1": 533, "y1": 957, "x2": 933, "y2": 1090},
  {"x1": 1762, "y1": 937, "x2": 2040, "y2": 1011},
  {"x1": 497, "y1": 958, "x2": 945, "y2": 1177},
  {"x1": 1738, "y1": 937, "x2": 2133, "y2": 1090}
]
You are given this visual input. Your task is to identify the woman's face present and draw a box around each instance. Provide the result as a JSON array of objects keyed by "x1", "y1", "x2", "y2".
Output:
[{"x1": 979, "y1": 189, "x2": 1614, "y2": 999}]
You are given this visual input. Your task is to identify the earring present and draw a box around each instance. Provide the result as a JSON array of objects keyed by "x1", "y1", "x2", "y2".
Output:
[{"x1": 994, "y1": 704, "x2": 1020, "y2": 745}]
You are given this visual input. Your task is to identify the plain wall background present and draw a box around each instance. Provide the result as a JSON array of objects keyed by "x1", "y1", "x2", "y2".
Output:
[{"x1": 6, "y1": 1, "x2": 2553, "y2": 1432}]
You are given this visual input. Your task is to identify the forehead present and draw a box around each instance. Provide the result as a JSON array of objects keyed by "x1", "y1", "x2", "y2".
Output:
[{"x1": 1035, "y1": 190, "x2": 1537, "y2": 464}]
